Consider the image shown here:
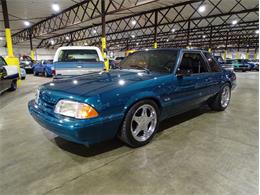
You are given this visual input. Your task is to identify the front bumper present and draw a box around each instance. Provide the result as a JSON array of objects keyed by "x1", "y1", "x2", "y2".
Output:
[{"x1": 28, "y1": 100, "x2": 122, "y2": 145}]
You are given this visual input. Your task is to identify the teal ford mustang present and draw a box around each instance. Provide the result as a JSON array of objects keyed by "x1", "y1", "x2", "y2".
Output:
[{"x1": 28, "y1": 49, "x2": 236, "y2": 147}]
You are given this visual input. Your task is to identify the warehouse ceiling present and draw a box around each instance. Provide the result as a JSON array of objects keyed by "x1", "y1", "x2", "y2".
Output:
[{"x1": 0, "y1": 0, "x2": 259, "y2": 51}]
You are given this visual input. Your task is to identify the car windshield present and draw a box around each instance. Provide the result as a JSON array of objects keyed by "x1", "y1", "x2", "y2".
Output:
[
  {"x1": 43, "y1": 60, "x2": 53, "y2": 64},
  {"x1": 226, "y1": 60, "x2": 234, "y2": 64},
  {"x1": 119, "y1": 50, "x2": 178, "y2": 73},
  {"x1": 57, "y1": 49, "x2": 100, "y2": 62}
]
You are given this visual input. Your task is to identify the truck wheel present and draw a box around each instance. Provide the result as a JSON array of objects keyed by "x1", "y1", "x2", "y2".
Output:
[
  {"x1": 208, "y1": 84, "x2": 231, "y2": 111},
  {"x1": 119, "y1": 100, "x2": 159, "y2": 147},
  {"x1": 8, "y1": 80, "x2": 17, "y2": 91}
]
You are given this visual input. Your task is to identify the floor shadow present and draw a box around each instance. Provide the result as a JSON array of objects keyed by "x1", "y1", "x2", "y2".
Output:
[
  {"x1": 54, "y1": 105, "x2": 211, "y2": 157},
  {"x1": 54, "y1": 137, "x2": 123, "y2": 157},
  {"x1": 158, "y1": 105, "x2": 211, "y2": 132}
]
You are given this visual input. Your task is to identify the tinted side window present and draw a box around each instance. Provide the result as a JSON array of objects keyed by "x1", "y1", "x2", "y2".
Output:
[
  {"x1": 204, "y1": 52, "x2": 222, "y2": 72},
  {"x1": 178, "y1": 53, "x2": 208, "y2": 74},
  {"x1": 0, "y1": 57, "x2": 7, "y2": 67}
]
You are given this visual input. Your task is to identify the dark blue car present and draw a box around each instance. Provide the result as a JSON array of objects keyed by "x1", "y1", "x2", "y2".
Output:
[
  {"x1": 33, "y1": 60, "x2": 53, "y2": 77},
  {"x1": 28, "y1": 49, "x2": 236, "y2": 147}
]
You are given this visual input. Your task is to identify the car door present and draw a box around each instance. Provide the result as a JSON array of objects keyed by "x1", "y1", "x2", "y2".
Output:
[
  {"x1": 203, "y1": 52, "x2": 224, "y2": 95},
  {"x1": 167, "y1": 51, "x2": 211, "y2": 116}
]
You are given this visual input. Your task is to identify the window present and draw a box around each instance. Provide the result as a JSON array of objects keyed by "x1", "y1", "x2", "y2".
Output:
[
  {"x1": 119, "y1": 50, "x2": 178, "y2": 73},
  {"x1": 204, "y1": 52, "x2": 222, "y2": 72},
  {"x1": 177, "y1": 52, "x2": 208, "y2": 75},
  {"x1": 0, "y1": 57, "x2": 7, "y2": 67},
  {"x1": 57, "y1": 49, "x2": 100, "y2": 62}
]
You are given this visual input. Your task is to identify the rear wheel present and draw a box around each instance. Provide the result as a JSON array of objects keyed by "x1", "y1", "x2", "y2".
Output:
[
  {"x1": 119, "y1": 100, "x2": 159, "y2": 147},
  {"x1": 33, "y1": 70, "x2": 38, "y2": 76},
  {"x1": 208, "y1": 84, "x2": 231, "y2": 111},
  {"x1": 44, "y1": 70, "x2": 48, "y2": 77},
  {"x1": 8, "y1": 80, "x2": 17, "y2": 91}
]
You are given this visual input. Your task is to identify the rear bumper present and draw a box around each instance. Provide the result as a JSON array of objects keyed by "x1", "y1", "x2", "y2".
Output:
[{"x1": 28, "y1": 100, "x2": 122, "y2": 145}]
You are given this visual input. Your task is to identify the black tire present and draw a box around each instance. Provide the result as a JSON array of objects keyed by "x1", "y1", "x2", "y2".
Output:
[
  {"x1": 21, "y1": 77, "x2": 25, "y2": 80},
  {"x1": 119, "y1": 100, "x2": 159, "y2": 148},
  {"x1": 33, "y1": 70, "x2": 38, "y2": 76},
  {"x1": 242, "y1": 70, "x2": 246, "y2": 72},
  {"x1": 8, "y1": 80, "x2": 17, "y2": 91},
  {"x1": 208, "y1": 83, "x2": 231, "y2": 111},
  {"x1": 44, "y1": 70, "x2": 48, "y2": 77}
]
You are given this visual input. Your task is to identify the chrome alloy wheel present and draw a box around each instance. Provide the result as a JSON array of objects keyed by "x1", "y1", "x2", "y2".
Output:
[
  {"x1": 131, "y1": 104, "x2": 157, "y2": 142},
  {"x1": 221, "y1": 86, "x2": 230, "y2": 107}
]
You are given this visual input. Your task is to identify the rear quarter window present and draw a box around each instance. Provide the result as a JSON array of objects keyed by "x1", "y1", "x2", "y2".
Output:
[{"x1": 203, "y1": 52, "x2": 222, "y2": 72}]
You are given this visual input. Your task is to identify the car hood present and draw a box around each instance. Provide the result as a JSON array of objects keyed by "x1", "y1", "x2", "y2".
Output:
[{"x1": 42, "y1": 70, "x2": 164, "y2": 97}]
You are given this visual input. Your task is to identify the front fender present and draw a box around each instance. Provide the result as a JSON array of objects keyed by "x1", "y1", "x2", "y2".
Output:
[{"x1": 124, "y1": 91, "x2": 161, "y2": 110}]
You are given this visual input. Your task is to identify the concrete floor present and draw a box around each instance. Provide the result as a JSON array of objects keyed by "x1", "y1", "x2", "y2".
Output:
[{"x1": 0, "y1": 72, "x2": 258, "y2": 195}]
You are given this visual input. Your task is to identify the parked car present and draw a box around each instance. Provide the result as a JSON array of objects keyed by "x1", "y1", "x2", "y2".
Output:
[
  {"x1": 20, "y1": 68, "x2": 26, "y2": 80},
  {"x1": 28, "y1": 49, "x2": 236, "y2": 147},
  {"x1": 0, "y1": 56, "x2": 19, "y2": 93},
  {"x1": 114, "y1": 56, "x2": 125, "y2": 65},
  {"x1": 247, "y1": 59, "x2": 259, "y2": 71},
  {"x1": 53, "y1": 46, "x2": 104, "y2": 78},
  {"x1": 225, "y1": 59, "x2": 250, "y2": 72},
  {"x1": 32, "y1": 60, "x2": 53, "y2": 77},
  {"x1": 214, "y1": 55, "x2": 234, "y2": 71},
  {"x1": 20, "y1": 55, "x2": 34, "y2": 73}
]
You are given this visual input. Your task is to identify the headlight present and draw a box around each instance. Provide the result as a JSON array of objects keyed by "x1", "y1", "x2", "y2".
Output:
[{"x1": 54, "y1": 100, "x2": 98, "y2": 119}]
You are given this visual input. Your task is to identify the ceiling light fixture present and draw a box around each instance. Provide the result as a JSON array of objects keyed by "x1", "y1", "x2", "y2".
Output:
[
  {"x1": 0, "y1": 37, "x2": 3, "y2": 40},
  {"x1": 92, "y1": 29, "x2": 97, "y2": 34},
  {"x1": 50, "y1": 40, "x2": 55, "y2": 45},
  {"x1": 202, "y1": 35, "x2": 206, "y2": 38},
  {"x1": 198, "y1": 5, "x2": 206, "y2": 13},
  {"x1": 171, "y1": 28, "x2": 176, "y2": 33},
  {"x1": 24, "y1": 21, "x2": 30, "y2": 27},
  {"x1": 52, "y1": 3, "x2": 60, "y2": 12},
  {"x1": 255, "y1": 30, "x2": 259, "y2": 34},
  {"x1": 65, "y1": 36, "x2": 70, "y2": 40},
  {"x1": 232, "y1": 20, "x2": 238, "y2": 25},
  {"x1": 131, "y1": 34, "x2": 135, "y2": 38},
  {"x1": 131, "y1": 20, "x2": 137, "y2": 26}
]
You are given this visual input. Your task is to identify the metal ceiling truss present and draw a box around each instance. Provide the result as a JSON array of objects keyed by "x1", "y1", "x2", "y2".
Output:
[
  {"x1": 11, "y1": 0, "x2": 159, "y2": 44},
  {"x1": 14, "y1": 0, "x2": 259, "y2": 52}
]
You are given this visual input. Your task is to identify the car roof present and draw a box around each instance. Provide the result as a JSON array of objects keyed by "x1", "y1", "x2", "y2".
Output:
[{"x1": 136, "y1": 48, "x2": 209, "y2": 53}]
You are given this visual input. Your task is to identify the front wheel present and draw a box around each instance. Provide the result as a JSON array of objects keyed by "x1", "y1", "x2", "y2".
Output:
[
  {"x1": 8, "y1": 80, "x2": 17, "y2": 91},
  {"x1": 208, "y1": 84, "x2": 231, "y2": 111},
  {"x1": 119, "y1": 100, "x2": 159, "y2": 147}
]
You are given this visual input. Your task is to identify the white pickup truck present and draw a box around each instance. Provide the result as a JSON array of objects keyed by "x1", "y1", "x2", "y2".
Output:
[
  {"x1": 53, "y1": 46, "x2": 105, "y2": 77},
  {"x1": 0, "y1": 56, "x2": 19, "y2": 94}
]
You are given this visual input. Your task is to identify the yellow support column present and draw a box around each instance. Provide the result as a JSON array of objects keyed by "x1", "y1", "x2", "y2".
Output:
[
  {"x1": 236, "y1": 51, "x2": 240, "y2": 59},
  {"x1": 245, "y1": 52, "x2": 249, "y2": 60},
  {"x1": 254, "y1": 52, "x2": 257, "y2": 60},
  {"x1": 153, "y1": 42, "x2": 158, "y2": 49},
  {"x1": 30, "y1": 50, "x2": 35, "y2": 60},
  {"x1": 223, "y1": 50, "x2": 227, "y2": 60},
  {"x1": 208, "y1": 48, "x2": 212, "y2": 53},
  {"x1": 101, "y1": 37, "x2": 109, "y2": 71},
  {"x1": 4, "y1": 28, "x2": 21, "y2": 85}
]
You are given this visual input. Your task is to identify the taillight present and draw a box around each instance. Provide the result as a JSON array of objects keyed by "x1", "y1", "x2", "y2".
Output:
[{"x1": 52, "y1": 69, "x2": 56, "y2": 75}]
